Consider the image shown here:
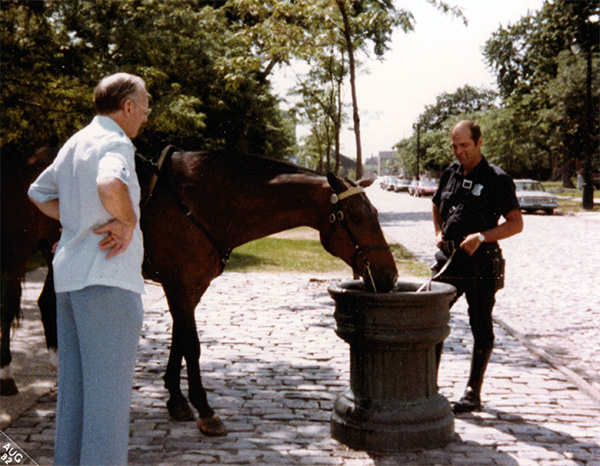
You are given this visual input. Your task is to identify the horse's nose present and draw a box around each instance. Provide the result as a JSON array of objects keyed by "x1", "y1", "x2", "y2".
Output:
[{"x1": 375, "y1": 269, "x2": 397, "y2": 293}]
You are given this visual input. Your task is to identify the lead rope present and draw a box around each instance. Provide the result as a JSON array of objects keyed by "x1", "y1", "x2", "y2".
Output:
[
  {"x1": 416, "y1": 248, "x2": 456, "y2": 292},
  {"x1": 356, "y1": 248, "x2": 378, "y2": 293}
]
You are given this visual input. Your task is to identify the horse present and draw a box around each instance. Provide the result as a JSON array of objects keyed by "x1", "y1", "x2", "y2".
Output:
[
  {"x1": 1, "y1": 147, "x2": 61, "y2": 396},
  {"x1": 1, "y1": 145, "x2": 398, "y2": 437}
]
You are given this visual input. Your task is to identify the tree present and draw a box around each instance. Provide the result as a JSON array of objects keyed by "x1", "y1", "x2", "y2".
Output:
[
  {"x1": 483, "y1": 0, "x2": 599, "y2": 189},
  {"x1": 395, "y1": 85, "x2": 497, "y2": 177},
  {"x1": 1, "y1": 0, "x2": 296, "y2": 158},
  {"x1": 418, "y1": 85, "x2": 497, "y2": 131},
  {"x1": 330, "y1": 0, "x2": 462, "y2": 178},
  {"x1": 292, "y1": 46, "x2": 346, "y2": 173}
]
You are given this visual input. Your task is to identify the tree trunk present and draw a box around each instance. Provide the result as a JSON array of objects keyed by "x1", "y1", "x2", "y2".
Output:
[{"x1": 336, "y1": 0, "x2": 363, "y2": 179}]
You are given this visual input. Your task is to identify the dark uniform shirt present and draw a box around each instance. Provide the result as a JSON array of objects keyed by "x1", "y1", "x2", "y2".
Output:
[{"x1": 433, "y1": 156, "x2": 520, "y2": 244}]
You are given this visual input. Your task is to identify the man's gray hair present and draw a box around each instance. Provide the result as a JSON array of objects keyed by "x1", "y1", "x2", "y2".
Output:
[{"x1": 94, "y1": 72, "x2": 146, "y2": 115}]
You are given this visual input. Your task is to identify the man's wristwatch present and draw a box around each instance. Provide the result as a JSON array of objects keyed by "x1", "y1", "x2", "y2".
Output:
[{"x1": 477, "y1": 232, "x2": 486, "y2": 243}]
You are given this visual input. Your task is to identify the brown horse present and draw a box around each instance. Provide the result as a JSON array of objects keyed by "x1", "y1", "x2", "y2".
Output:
[
  {"x1": 1, "y1": 145, "x2": 398, "y2": 437},
  {"x1": 140, "y1": 146, "x2": 397, "y2": 435},
  {"x1": 1, "y1": 147, "x2": 61, "y2": 395}
]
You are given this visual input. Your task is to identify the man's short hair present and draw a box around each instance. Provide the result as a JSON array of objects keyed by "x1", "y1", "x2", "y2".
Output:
[
  {"x1": 94, "y1": 73, "x2": 146, "y2": 115},
  {"x1": 452, "y1": 120, "x2": 481, "y2": 143}
]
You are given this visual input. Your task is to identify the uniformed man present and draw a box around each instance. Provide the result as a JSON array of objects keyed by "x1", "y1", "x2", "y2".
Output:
[{"x1": 432, "y1": 120, "x2": 523, "y2": 413}]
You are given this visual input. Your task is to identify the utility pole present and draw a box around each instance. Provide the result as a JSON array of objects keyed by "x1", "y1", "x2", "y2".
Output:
[{"x1": 413, "y1": 122, "x2": 421, "y2": 180}]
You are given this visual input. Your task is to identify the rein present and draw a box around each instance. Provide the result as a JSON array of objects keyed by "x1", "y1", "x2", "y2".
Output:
[
  {"x1": 326, "y1": 185, "x2": 390, "y2": 292},
  {"x1": 139, "y1": 148, "x2": 231, "y2": 271}
]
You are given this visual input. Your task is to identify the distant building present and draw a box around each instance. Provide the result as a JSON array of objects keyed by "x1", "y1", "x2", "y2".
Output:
[{"x1": 364, "y1": 151, "x2": 397, "y2": 176}]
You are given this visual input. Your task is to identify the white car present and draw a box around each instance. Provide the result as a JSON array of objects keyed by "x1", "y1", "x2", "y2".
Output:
[{"x1": 514, "y1": 179, "x2": 558, "y2": 215}]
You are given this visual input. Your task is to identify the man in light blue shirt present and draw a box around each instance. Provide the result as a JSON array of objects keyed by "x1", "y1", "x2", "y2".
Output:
[{"x1": 28, "y1": 72, "x2": 150, "y2": 465}]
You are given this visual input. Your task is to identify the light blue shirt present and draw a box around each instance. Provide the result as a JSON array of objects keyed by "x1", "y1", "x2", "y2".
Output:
[{"x1": 28, "y1": 116, "x2": 145, "y2": 294}]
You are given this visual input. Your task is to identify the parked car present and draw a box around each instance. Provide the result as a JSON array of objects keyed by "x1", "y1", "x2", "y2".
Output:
[
  {"x1": 408, "y1": 179, "x2": 419, "y2": 196},
  {"x1": 386, "y1": 176, "x2": 401, "y2": 191},
  {"x1": 514, "y1": 179, "x2": 558, "y2": 215},
  {"x1": 379, "y1": 176, "x2": 393, "y2": 190},
  {"x1": 413, "y1": 180, "x2": 438, "y2": 197},
  {"x1": 394, "y1": 178, "x2": 411, "y2": 192}
]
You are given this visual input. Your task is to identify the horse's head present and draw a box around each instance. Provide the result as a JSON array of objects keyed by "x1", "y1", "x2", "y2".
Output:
[{"x1": 319, "y1": 173, "x2": 398, "y2": 292}]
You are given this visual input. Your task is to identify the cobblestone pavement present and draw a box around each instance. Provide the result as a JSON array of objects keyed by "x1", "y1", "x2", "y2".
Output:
[
  {"x1": 2, "y1": 268, "x2": 600, "y2": 465},
  {"x1": 368, "y1": 186, "x2": 600, "y2": 396}
]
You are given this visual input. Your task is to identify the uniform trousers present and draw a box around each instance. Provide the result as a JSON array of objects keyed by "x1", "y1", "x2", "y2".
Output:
[
  {"x1": 434, "y1": 246, "x2": 499, "y2": 357},
  {"x1": 54, "y1": 286, "x2": 143, "y2": 466}
]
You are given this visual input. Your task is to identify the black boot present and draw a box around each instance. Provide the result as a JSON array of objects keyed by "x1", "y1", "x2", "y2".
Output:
[{"x1": 453, "y1": 346, "x2": 492, "y2": 414}]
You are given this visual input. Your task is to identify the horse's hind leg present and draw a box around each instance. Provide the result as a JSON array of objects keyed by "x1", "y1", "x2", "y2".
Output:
[
  {"x1": 1, "y1": 272, "x2": 21, "y2": 396},
  {"x1": 38, "y1": 245, "x2": 57, "y2": 368}
]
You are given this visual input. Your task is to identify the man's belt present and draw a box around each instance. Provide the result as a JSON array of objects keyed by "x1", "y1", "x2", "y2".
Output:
[
  {"x1": 439, "y1": 239, "x2": 500, "y2": 256},
  {"x1": 439, "y1": 240, "x2": 456, "y2": 255}
]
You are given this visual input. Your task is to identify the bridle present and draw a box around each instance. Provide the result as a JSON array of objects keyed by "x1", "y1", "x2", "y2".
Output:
[{"x1": 324, "y1": 185, "x2": 391, "y2": 292}]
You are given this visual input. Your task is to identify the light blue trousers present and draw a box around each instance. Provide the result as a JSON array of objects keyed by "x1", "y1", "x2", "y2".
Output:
[{"x1": 54, "y1": 286, "x2": 143, "y2": 466}]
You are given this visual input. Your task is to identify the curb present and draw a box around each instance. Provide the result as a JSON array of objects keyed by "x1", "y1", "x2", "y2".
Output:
[{"x1": 494, "y1": 316, "x2": 600, "y2": 404}]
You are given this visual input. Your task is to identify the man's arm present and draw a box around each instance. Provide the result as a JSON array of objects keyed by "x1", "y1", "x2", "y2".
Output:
[
  {"x1": 461, "y1": 208, "x2": 523, "y2": 256},
  {"x1": 30, "y1": 198, "x2": 60, "y2": 221},
  {"x1": 432, "y1": 203, "x2": 444, "y2": 248},
  {"x1": 94, "y1": 177, "x2": 137, "y2": 259}
]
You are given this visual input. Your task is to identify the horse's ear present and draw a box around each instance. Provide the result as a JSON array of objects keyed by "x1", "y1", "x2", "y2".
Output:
[
  {"x1": 327, "y1": 172, "x2": 346, "y2": 194},
  {"x1": 357, "y1": 177, "x2": 375, "y2": 188}
]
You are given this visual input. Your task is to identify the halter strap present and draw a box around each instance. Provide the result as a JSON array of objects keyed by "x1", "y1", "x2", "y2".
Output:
[
  {"x1": 330, "y1": 186, "x2": 364, "y2": 204},
  {"x1": 325, "y1": 184, "x2": 388, "y2": 292}
]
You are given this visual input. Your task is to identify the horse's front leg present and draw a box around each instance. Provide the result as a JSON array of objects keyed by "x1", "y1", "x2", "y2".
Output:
[
  {"x1": 164, "y1": 324, "x2": 194, "y2": 421},
  {"x1": 162, "y1": 282, "x2": 227, "y2": 436}
]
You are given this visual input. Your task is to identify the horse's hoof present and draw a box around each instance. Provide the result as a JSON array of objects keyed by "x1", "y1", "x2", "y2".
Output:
[
  {"x1": 197, "y1": 416, "x2": 227, "y2": 437},
  {"x1": 166, "y1": 398, "x2": 195, "y2": 422},
  {"x1": 0, "y1": 378, "x2": 18, "y2": 396}
]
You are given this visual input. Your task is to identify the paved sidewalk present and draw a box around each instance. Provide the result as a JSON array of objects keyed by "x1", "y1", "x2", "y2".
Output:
[{"x1": 2, "y1": 271, "x2": 599, "y2": 465}]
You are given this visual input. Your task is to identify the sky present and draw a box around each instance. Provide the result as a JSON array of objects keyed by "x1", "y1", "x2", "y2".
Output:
[{"x1": 272, "y1": 0, "x2": 546, "y2": 161}]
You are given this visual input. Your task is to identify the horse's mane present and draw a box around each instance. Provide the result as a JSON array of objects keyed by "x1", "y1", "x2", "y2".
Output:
[{"x1": 184, "y1": 149, "x2": 323, "y2": 179}]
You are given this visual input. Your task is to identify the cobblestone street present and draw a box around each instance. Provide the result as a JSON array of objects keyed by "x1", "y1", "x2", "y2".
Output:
[{"x1": 1, "y1": 186, "x2": 599, "y2": 465}]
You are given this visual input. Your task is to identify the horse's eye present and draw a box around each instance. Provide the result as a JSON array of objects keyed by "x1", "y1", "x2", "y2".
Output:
[{"x1": 348, "y1": 212, "x2": 364, "y2": 226}]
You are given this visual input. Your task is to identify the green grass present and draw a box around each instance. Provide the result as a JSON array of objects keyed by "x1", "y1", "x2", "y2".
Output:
[
  {"x1": 27, "y1": 228, "x2": 430, "y2": 278},
  {"x1": 228, "y1": 236, "x2": 430, "y2": 277},
  {"x1": 541, "y1": 181, "x2": 600, "y2": 212}
]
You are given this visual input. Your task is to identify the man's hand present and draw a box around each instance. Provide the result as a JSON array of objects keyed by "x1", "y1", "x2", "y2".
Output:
[
  {"x1": 94, "y1": 219, "x2": 135, "y2": 259},
  {"x1": 435, "y1": 231, "x2": 444, "y2": 249},
  {"x1": 460, "y1": 233, "x2": 483, "y2": 256}
]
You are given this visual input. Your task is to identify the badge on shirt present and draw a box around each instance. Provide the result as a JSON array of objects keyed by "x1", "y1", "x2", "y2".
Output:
[{"x1": 472, "y1": 183, "x2": 484, "y2": 196}]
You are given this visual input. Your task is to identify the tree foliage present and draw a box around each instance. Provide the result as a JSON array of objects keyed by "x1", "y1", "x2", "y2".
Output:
[
  {"x1": 393, "y1": 0, "x2": 599, "y2": 185},
  {"x1": 395, "y1": 85, "x2": 497, "y2": 177},
  {"x1": 483, "y1": 0, "x2": 599, "y2": 184},
  {"x1": 1, "y1": 0, "x2": 296, "y2": 158}
]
